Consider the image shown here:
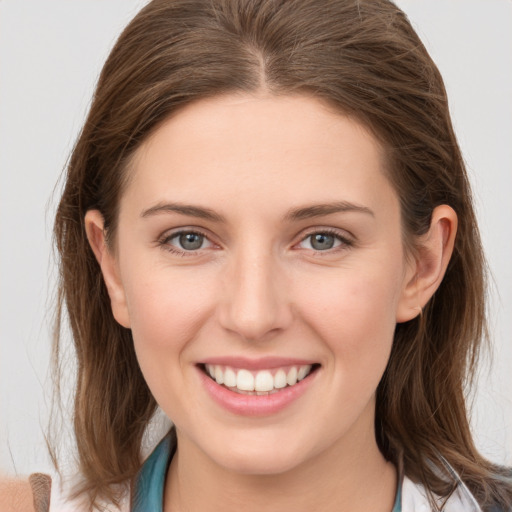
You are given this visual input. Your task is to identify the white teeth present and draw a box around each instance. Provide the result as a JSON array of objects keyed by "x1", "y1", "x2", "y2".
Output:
[
  {"x1": 214, "y1": 366, "x2": 224, "y2": 385},
  {"x1": 297, "y1": 365, "x2": 311, "y2": 381},
  {"x1": 274, "y1": 369, "x2": 287, "y2": 389},
  {"x1": 204, "y1": 364, "x2": 315, "y2": 393},
  {"x1": 254, "y1": 371, "x2": 274, "y2": 392},
  {"x1": 286, "y1": 367, "x2": 298, "y2": 386},
  {"x1": 236, "y1": 369, "x2": 255, "y2": 391},
  {"x1": 224, "y1": 367, "x2": 237, "y2": 387}
]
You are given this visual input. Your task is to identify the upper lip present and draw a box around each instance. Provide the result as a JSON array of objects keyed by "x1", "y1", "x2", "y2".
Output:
[{"x1": 199, "y1": 356, "x2": 319, "y2": 371}]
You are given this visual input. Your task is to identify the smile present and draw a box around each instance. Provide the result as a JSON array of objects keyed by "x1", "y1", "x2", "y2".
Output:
[{"x1": 202, "y1": 364, "x2": 318, "y2": 395}]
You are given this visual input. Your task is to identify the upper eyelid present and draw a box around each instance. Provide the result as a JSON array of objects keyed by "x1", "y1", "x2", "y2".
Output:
[
  {"x1": 297, "y1": 226, "x2": 354, "y2": 242},
  {"x1": 158, "y1": 229, "x2": 216, "y2": 255},
  {"x1": 157, "y1": 229, "x2": 217, "y2": 254},
  {"x1": 159, "y1": 226, "x2": 214, "y2": 241}
]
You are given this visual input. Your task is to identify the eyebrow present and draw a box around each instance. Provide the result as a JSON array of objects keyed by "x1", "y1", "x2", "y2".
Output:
[
  {"x1": 284, "y1": 201, "x2": 374, "y2": 221},
  {"x1": 140, "y1": 202, "x2": 226, "y2": 222},
  {"x1": 140, "y1": 200, "x2": 374, "y2": 223}
]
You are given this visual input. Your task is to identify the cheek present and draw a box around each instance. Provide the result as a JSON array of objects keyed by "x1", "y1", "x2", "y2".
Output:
[
  {"x1": 125, "y1": 268, "x2": 212, "y2": 343},
  {"x1": 121, "y1": 266, "x2": 218, "y2": 394},
  {"x1": 295, "y1": 262, "x2": 403, "y2": 370}
]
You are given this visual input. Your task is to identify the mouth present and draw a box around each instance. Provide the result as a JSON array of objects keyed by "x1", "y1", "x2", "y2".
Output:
[{"x1": 199, "y1": 363, "x2": 320, "y2": 396}]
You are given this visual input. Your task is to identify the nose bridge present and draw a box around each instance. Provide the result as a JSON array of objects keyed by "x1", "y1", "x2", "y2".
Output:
[{"x1": 219, "y1": 243, "x2": 290, "y2": 341}]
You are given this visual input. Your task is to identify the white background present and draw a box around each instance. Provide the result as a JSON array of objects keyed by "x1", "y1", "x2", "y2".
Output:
[{"x1": 1, "y1": 0, "x2": 511, "y2": 475}]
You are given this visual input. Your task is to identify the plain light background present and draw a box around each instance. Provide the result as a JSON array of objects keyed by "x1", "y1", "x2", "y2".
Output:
[{"x1": 1, "y1": 0, "x2": 511, "y2": 475}]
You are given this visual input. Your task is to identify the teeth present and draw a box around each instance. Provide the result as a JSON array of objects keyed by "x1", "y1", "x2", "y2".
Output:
[
  {"x1": 297, "y1": 366, "x2": 309, "y2": 381},
  {"x1": 224, "y1": 367, "x2": 237, "y2": 387},
  {"x1": 204, "y1": 364, "x2": 313, "y2": 393},
  {"x1": 237, "y1": 369, "x2": 255, "y2": 391},
  {"x1": 254, "y1": 371, "x2": 274, "y2": 392},
  {"x1": 287, "y1": 366, "x2": 298, "y2": 386},
  {"x1": 214, "y1": 366, "x2": 224, "y2": 385},
  {"x1": 274, "y1": 369, "x2": 287, "y2": 389}
]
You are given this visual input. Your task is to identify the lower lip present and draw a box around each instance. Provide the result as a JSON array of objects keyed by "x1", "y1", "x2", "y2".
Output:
[{"x1": 197, "y1": 366, "x2": 318, "y2": 417}]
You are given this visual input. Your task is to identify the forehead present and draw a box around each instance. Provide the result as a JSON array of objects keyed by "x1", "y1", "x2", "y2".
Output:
[{"x1": 123, "y1": 94, "x2": 396, "y2": 218}]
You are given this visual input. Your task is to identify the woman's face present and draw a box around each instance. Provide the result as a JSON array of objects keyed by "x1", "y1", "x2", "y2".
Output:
[{"x1": 103, "y1": 94, "x2": 417, "y2": 474}]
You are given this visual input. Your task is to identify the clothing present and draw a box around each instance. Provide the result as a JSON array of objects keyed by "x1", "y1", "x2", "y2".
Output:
[
  {"x1": 132, "y1": 431, "x2": 176, "y2": 512},
  {"x1": 131, "y1": 431, "x2": 480, "y2": 512},
  {"x1": 130, "y1": 433, "x2": 401, "y2": 511},
  {"x1": 41, "y1": 430, "x2": 485, "y2": 512}
]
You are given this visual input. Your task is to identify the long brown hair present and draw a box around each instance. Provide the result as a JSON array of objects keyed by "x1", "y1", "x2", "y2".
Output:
[{"x1": 53, "y1": 0, "x2": 512, "y2": 509}]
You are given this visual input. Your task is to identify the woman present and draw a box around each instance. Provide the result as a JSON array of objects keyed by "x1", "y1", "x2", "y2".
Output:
[{"x1": 19, "y1": 0, "x2": 512, "y2": 510}]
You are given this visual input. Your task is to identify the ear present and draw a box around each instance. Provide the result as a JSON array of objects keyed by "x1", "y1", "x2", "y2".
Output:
[
  {"x1": 84, "y1": 210, "x2": 131, "y2": 328},
  {"x1": 396, "y1": 205, "x2": 458, "y2": 323}
]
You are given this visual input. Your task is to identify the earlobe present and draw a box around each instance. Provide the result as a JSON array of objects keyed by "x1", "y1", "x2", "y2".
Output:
[
  {"x1": 84, "y1": 210, "x2": 131, "y2": 328},
  {"x1": 396, "y1": 205, "x2": 458, "y2": 323}
]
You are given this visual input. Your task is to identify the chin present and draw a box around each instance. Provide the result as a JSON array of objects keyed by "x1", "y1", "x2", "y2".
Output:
[
  {"x1": 215, "y1": 446, "x2": 304, "y2": 476},
  {"x1": 197, "y1": 426, "x2": 315, "y2": 476}
]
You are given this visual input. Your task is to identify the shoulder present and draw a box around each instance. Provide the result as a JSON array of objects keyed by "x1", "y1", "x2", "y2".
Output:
[
  {"x1": 26, "y1": 472, "x2": 129, "y2": 512},
  {"x1": 0, "y1": 476, "x2": 36, "y2": 512}
]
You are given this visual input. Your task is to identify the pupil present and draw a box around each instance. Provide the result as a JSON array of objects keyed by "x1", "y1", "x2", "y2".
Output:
[
  {"x1": 311, "y1": 233, "x2": 334, "y2": 250},
  {"x1": 179, "y1": 233, "x2": 203, "y2": 250}
]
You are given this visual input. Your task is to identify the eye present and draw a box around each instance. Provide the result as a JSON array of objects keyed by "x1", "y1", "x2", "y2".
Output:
[
  {"x1": 298, "y1": 231, "x2": 351, "y2": 251},
  {"x1": 161, "y1": 230, "x2": 214, "y2": 253},
  {"x1": 176, "y1": 232, "x2": 206, "y2": 250}
]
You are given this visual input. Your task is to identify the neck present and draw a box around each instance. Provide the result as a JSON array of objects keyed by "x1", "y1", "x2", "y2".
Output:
[{"x1": 164, "y1": 422, "x2": 397, "y2": 512}]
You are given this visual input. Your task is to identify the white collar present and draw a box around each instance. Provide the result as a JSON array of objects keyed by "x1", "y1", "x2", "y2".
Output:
[{"x1": 401, "y1": 474, "x2": 482, "y2": 512}]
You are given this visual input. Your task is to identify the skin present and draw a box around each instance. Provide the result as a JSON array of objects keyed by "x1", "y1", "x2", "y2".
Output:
[
  {"x1": 0, "y1": 477, "x2": 35, "y2": 512},
  {"x1": 86, "y1": 94, "x2": 457, "y2": 512}
]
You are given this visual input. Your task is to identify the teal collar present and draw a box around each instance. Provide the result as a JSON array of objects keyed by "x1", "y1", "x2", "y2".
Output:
[
  {"x1": 132, "y1": 430, "x2": 401, "y2": 512},
  {"x1": 393, "y1": 479, "x2": 402, "y2": 512},
  {"x1": 131, "y1": 430, "x2": 176, "y2": 512}
]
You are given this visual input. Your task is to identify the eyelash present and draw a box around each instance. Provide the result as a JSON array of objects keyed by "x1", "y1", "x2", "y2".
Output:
[
  {"x1": 297, "y1": 228, "x2": 354, "y2": 254},
  {"x1": 158, "y1": 228, "x2": 354, "y2": 256},
  {"x1": 158, "y1": 230, "x2": 212, "y2": 256}
]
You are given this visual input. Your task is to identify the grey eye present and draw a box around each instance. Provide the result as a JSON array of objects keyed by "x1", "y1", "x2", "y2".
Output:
[
  {"x1": 310, "y1": 233, "x2": 336, "y2": 250},
  {"x1": 298, "y1": 232, "x2": 345, "y2": 251},
  {"x1": 178, "y1": 232, "x2": 205, "y2": 250}
]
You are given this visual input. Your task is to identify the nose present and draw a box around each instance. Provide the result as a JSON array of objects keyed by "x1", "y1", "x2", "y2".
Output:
[{"x1": 218, "y1": 248, "x2": 293, "y2": 342}]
